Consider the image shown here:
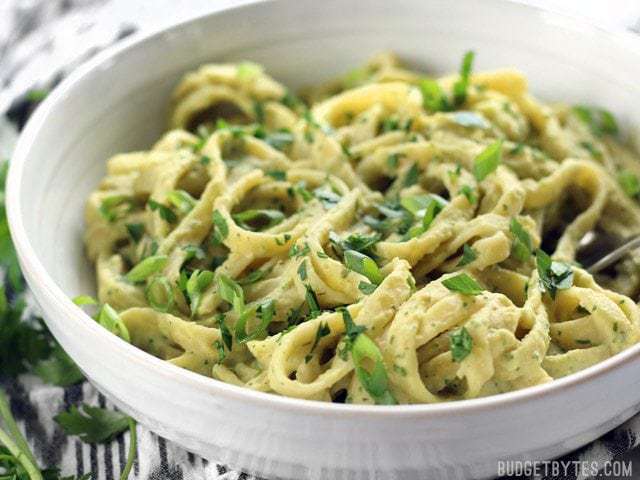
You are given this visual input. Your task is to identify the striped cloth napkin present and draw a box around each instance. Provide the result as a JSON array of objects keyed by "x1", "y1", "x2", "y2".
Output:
[{"x1": 1, "y1": 1, "x2": 639, "y2": 479}]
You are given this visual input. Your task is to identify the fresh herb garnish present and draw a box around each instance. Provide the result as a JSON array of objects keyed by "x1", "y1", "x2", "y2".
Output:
[
  {"x1": 55, "y1": 404, "x2": 129, "y2": 443},
  {"x1": 125, "y1": 223, "x2": 145, "y2": 243},
  {"x1": 125, "y1": 254, "x2": 168, "y2": 283},
  {"x1": 473, "y1": 140, "x2": 502, "y2": 181},
  {"x1": 449, "y1": 327, "x2": 473, "y2": 361},
  {"x1": 96, "y1": 304, "x2": 130, "y2": 342},
  {"x1": 459, "y1": 185, "x2": 477, "y2": 204},
  {"x1": 236, "y1": 298, "x2": 275, "y2": 343},
  {"x1": 211, "y1": 210, "x2": 229, "y2": 244},
  {"x1": 99, "y1": 195, "x2": 133, "y2": 223},
  {"x1": 186, "y1": 269, "x2": 214, "y2": 317},
  {"x1": 618, "y1": 170, "x2": 640, "y2": 198},
  {"x1": 148, "y1": 199, "x2": 177, "y2": 223},
  {"x1": 535, "y1": 249, "x2": 573, "y2": 299},
  {"x1": 217, "y1": 314, "x2": 233, "y2": 351},
  {"x1": 166, "y1": 190, "x2": 196, "y2": 214},
  {"x1": 344, "y1": 250, "x2": 383, "y2": 284},
  {"x1": 266, "y1": 170, "x2": 286, "y2": 181},
  {"x1": 403, "y1": 163, "x2": 419, "y2": 187},
  {"x1": 358, "y1": 281, "x2": 377, "y2": 295},
  {"x1": 305, "y1": 321, "x2": 331, "y2": 362},
  {"x1": 298, "y1": 260, "x2": 308, "y2": 280},
  {"x1": 510, "y1": 218, "x2": 533, "y2": 262},
  {"x1": 289, "y1": 242, "x2": 310, "y2": 258},
  {"x1": 419, "y1": 78, "x2": 449, "y2": 112},
  {"x1": 400, "y1": 194, "x2": 446, "y2": 239},
  {"x1": 457, "y1": 244, "x2": 477, "y2": 266},
  {"x1": 573, "y1": 105, "x2": 618, "y2": 136},
  {"x1": 442, "y1": 273, "x2": 484, "y2": 295},
  {"x1": 329, "y1": 231, "x2": 380, "y2": 258},
  {"x1": 304, "y1": 285, "x2": 321, "y2": 319},
  {"x1": 453, "y1": 51, "x2": 475, "y2": 107},
  {"x1": 145, "y1": 276, "x2": 174, "y2": 312}
]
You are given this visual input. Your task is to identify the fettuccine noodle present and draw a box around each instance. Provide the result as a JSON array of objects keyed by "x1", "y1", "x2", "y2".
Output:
[{"x1": 83, "y1": 53, "x2": 640, "y2": 404}]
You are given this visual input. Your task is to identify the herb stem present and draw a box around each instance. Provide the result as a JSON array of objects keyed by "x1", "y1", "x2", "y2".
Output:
[
  {"x1": 0, "y1": 389, "x2": 42, "y2": 480},
  {"x1": 120, "y1": 418, "x2": 137, "y2": 480}
]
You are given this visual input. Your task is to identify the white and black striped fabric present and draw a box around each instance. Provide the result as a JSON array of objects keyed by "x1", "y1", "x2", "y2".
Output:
[{"x1": 2, "y1": 1, "x2": 640, "y2": 479}]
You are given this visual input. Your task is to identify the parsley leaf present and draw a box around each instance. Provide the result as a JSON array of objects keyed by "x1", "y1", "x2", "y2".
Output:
[
  {"x1": 34, "y1": 343, "x2": 84, "y2": 387},
  {"x1": 449, "y1": 327, "x2": 473, "y2": 361},
  {"x1": 510, "y1": 218, "x2": 533, "y2": 262},
  {"x1": 618, "y1": 170, "x2": 640, "y2": 198},
  {"x1": 358, "y1": 282, "x2": 377, "y2": 295},
  {"x1": 148, "y1": 199, "x2": 177, "y2": 223},
  {"x1": 457, "y1": 244, "x2": 477, "y2": 266},
  {"x1": 442, "y1": 273, "x2": 484, "y2": 295},
  {"x1": 55, "y1": 404, "x2": 129, "y2": 443},
  {"x1": 403, "y1": 163, "x2": 419, "y2": 187},
  {"x1": 536, "y1": 249, "x2": 573, "y2": 299},
  {"x1": 573, "y1": 105, "x2": 618, "y2": 136},
  {"x1": 329, "y1": 231, "x2": 380, "y2": 258},
  {"x1": 305, "y1": 285, "x2": 321, "y2": 319},
  {"x1": 125, "y1": 223, "x2": 145, "y2": 243},
  {"x1": 186, "y1": 269, "x2": 214, "y2": 317},
  {"x1": 473, "y1": 140, "x2": 502, "y2": 181},
  {"x1": 459, "y1": 185, "x2": 477, "y2": 204},
  {"x1": 305, "y1": 321, "x2": 331, "y2": 362},
  {"x1": 211, "y1": 210, "x2": 229, "y2": 244}
]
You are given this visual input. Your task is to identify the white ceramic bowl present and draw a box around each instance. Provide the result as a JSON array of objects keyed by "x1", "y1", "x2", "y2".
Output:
[{"x1": 7, "y1": 1, "x2": 640, "y2": 478}]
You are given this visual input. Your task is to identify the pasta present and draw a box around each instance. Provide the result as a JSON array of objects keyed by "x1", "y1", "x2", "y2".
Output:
[{"x1": 83, "y1": 52, "x2": 640, "y2": 405}]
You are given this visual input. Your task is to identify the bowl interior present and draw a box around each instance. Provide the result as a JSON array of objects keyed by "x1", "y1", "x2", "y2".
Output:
[{"x1": 10, "y1": 0, "x2": 640, "y2": 362}]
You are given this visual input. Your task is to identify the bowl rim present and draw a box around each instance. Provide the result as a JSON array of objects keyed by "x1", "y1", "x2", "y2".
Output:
[{"x1": 7, "y1": 0, "x2": 640, "y2": 418}]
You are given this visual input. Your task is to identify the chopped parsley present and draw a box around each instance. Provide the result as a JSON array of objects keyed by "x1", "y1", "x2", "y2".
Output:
[
  {"x1": 211, "y1": 210, "x2": 229, "y2": 244},
  {"x1": 449, "y1": 327, "x2": 473, "y2": 361},
  {"x1": 618, "y1": 170, "x2": 640, "y2": 198},
  {"x1": 329, "y1": 231, "x2": 380, "y2": 258},
  {"x1": 297, "y1": 260, "x2": 308, "y2": 280},
  {"x1": 358, "y1": 281, "x2": 377, "y2": 295},
  {"x1": 266, "y1": 170, "x2": 286, "y2": 181},
  {"x1": 573, "y1": 105, "x2": 618, "y2": 136},
  {"x1": 148, "y1": 199, "x2": 177, "y2": 223},
  {"x1": 459, "y1": 185, "x2": 477, "y2": 204},
  {"x1": 304, "y1": 285, "x2": 321, "y2": 319},
  {"x1": 125, "y1": 223, "x2": 145, "y2": 243},
  {"x1": 510, "y1": 218, "x2": 533, "y2": 262},
  {"x1": 305, "y1": 321, "x2": 331, "y2": 362},
  {"x1": 457, "y1": 244, "x2": 477, "y2": 266},
  {"x1": 535, "y1": 249, "x2": 573, "y2": 299},
  {"x1": 442, "y1": 273, "x2": 484, "y2": 295},
  {"x1": 473, "y1": 140, "x2": 502, "y2": 181},
  {"x1": 403, "y1": 162, "x2": 420, "y2": 187},
  {"x1": 166, "y1": 189, "x2": 196, "y2": 214}
]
